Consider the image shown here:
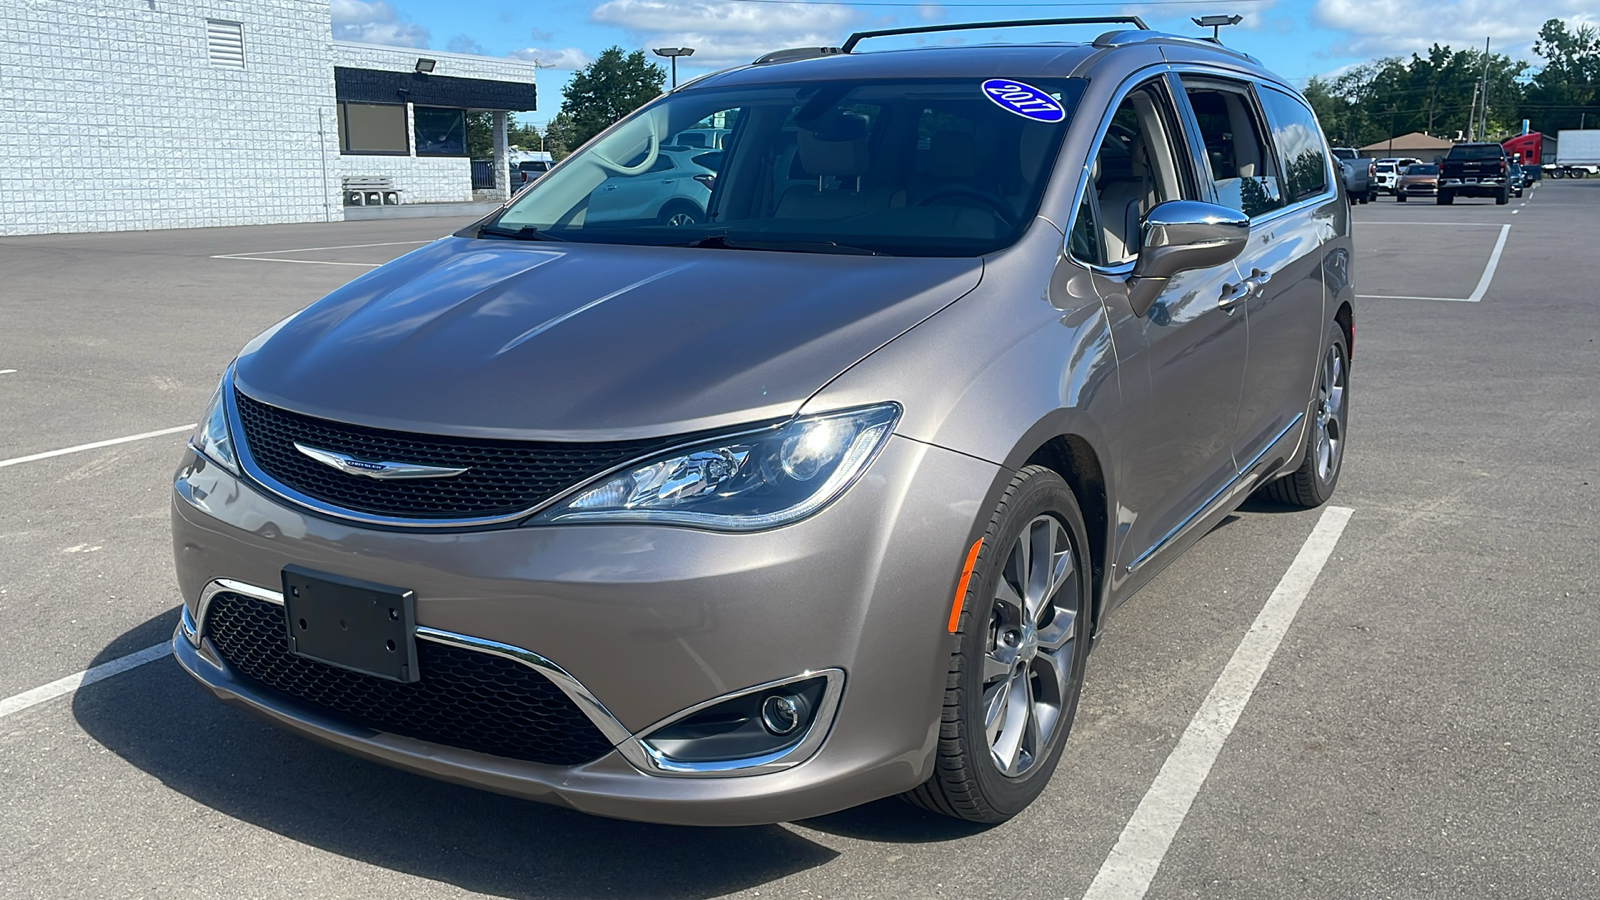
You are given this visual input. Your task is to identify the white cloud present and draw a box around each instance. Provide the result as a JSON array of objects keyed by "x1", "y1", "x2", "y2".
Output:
[
  {"x1": 330, "y1": 0, "x2": 430, "y2": 48},
  {"x1": 1313, "y1": 0, "x2": 1594, "y2": 58},
  {"x1": 508, "y1": 47, "x2": 595, "y2": 70},
  {"x1": 590, "y1": 0, "x2": 858, "y2": 68},
  {"x1": 446, "y1": 35, "x2": 486, "y2": 55}
]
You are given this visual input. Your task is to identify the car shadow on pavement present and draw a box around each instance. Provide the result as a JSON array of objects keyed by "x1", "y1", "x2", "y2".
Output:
[{"x1": 73, "y1": 612, "x2": 839, "y2": 899}]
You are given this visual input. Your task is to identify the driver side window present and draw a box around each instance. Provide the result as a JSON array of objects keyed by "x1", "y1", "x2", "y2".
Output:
[{"x1": 1069, "y1": 79, "x2": 1192, "y2": 267}]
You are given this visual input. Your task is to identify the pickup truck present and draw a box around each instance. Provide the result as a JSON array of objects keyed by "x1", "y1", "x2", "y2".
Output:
[
  {"x1": 1331, "y1": 148, "x2": 1377, "y2": 203},
  {"x1": 1438, "y1": 142, "x2": 1511, "y2": 205}
]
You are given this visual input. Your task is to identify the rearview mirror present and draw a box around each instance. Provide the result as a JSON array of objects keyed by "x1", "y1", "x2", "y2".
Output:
[{"x1": 1127, "y1": 201, "x2": 1249, "y2": 317}]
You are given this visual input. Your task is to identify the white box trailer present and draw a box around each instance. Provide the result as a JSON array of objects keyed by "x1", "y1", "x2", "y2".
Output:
[{"x1": 1547, "y1": 129, "x2": 1600, "y2": 178}]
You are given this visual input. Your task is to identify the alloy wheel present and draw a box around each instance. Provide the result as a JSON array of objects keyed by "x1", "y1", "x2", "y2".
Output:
[
  {"x1": 982, "y1": 514, "x2": 1080, "y2": 778},
  {"x1": 1316, "y1": 343, "x2": 1346, "y2": 481}
]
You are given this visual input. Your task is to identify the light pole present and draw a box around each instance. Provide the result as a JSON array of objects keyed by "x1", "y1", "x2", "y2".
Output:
[
  {"x1": 653, "y1": 47, "x2": 695, "y2": 90},
  {"x1": 1192, "y1": 14, "x2": 1243, "y2": 41}
]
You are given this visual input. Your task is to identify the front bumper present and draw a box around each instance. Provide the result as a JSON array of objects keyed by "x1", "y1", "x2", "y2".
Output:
[{"x1": 171, "y1": 436, "x2": 998, "y2": 825}]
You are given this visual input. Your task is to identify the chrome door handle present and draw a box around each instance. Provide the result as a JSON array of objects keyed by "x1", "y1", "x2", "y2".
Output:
[
  {"x1": 1218, "y1": 281, "x2": 1251, "y2": 309},
  {"x1": 1246, "y1": 268, "x2": 1272, "y2": 295}
]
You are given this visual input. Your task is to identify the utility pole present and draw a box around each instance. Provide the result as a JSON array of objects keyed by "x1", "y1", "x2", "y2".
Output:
[
  {"x1": 1467, "y1": 80, "x2": 1480, "y2": 142},
  {"x1": 1478, "y1": 37, "x2": 1492, "y2": 141}
]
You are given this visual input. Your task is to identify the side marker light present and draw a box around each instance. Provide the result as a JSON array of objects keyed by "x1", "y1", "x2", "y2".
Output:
[{"x1": 947, "y1": 539, "x2": 984, "y2": 633}]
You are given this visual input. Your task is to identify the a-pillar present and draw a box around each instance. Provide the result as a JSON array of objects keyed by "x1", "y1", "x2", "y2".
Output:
[{"x1": 492, "y1": 110, "x2": 510, "y2": 201}]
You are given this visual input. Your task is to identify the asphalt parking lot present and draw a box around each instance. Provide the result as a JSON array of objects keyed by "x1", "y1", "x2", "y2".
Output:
[{"x1": 2, "y1": 182, "x2": 1596, "y2": 899}]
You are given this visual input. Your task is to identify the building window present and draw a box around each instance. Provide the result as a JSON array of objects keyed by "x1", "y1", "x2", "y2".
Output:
[
  {"x1": 205, "y1": 19, "x2": 245, "y2": 69},
  {"x1": 337, "y1": 102, "x2": 410, "y2": 155},
  {"x1": 414, "y1": 107, "x2": 468, "y2": 157}
]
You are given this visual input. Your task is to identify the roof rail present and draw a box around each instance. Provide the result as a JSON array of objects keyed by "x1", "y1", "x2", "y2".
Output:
[
  {"x1": 753, "y1": 47, "x2": 844, "y2": 65},
  {"x1": 840, "y1": 16, "x2": 1148, "y2": 54},
  {"x1": 1091, "y1": 30, "x2": 1261, "y2": 64}
]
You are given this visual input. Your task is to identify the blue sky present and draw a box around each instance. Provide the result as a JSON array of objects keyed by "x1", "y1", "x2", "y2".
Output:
[{"x1": 329, "y1": 0, "x2": 1595, "y2": 128}]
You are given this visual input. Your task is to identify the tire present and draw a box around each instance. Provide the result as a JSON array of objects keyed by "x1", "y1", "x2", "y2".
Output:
[
  {"x1": 1437, "y1": 191, "x2": 1453, "y2": 205},
  {"x1": 1262, "y1": 322, "x2": 1349, "y2": 509},
  {"x1": 1396, "y1": 193, "x2": 1407, "y2": 203},
  {"x1": 1366, "y1": 191, "x2": 1377, "y2": 203},
  {"x1": 903, "y1": 466, "x2": 1092, "y2": 824},
  {"x1": 656, "y1": 202, "x2": 704, "y2": 227},
  {"x1": 1573, "y1": 169, "x2": 1588, "y2": 180},
  {"x1": 1496, "y1": 186, "x2": 1510, "y2": 205}
]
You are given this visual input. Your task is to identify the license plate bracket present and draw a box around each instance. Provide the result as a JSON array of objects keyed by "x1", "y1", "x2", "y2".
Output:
[{"x1": 282, "y1": 566, "x2": 419, "y2": 683}]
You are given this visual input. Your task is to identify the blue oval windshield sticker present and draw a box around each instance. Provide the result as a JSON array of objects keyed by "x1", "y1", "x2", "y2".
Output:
[{"x1": 981, "y1": 79, "x2": 1065, "y2": 123}]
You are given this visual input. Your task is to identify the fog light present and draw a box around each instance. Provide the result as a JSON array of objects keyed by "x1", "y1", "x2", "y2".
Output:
[
  {"x1": 761, "y1": 694, "x2": 802, "y2": 735},
  {"x1": 640, "y1": 675, "x2": 828, "y2": 764}
]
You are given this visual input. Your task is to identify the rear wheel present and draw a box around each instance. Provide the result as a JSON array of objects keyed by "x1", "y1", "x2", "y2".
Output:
[
  {"x1": 903, "y1": 466, "x2": 1091, "y2": 823},
  {"x1": 1397, "y1": 193, "x2": 1408, "y2": 203},
  {"x1": 656, "y1": 202, "x2": 704, "y2": 227},
  {"x1": 1263, "y1": 322, "x2": 1349, "y2": 509},
  {"x1": 1437, "y1": 190, "x2": 1454, "y2": 205},
  {"x1": 1496, "y1": 186, "x2": 1510, "y2": 205}
]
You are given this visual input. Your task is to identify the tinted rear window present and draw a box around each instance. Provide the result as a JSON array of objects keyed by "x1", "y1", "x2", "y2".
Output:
[{"x1": 1448, "y1": 145, "x2": 1504, "y2": 160}]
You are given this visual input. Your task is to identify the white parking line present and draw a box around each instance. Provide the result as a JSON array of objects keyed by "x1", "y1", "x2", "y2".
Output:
[
  {"x1": 0, "y1": 424, "x2": 194, "y2": 469},
  {"x1": 1358, "y1": 224, "x2": 1510, "y2": 302},
  {"x1": 0, "y1": 642, "x2": 171, "y2": 720},
  {"x1": 1082, "y1": 505, "x2": 1354, "y2": 900},
  {"x1": 0, "y1": 369, "x2": 16, "y2": 375},
  {"x1": 210, "y1": 239, "x2": 432, "y2": 268},
  {"x1": 210, "y1": 257, "x2": 381, "y2": 268}
]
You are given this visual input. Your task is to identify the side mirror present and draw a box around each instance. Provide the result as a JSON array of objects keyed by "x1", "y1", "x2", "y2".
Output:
[{"x1": 1127, "y1": 200, "x2": 1249, "y2": 317}]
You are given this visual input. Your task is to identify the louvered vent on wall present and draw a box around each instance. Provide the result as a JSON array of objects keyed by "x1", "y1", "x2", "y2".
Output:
[{"x1": 205, "y1": 19, "x2": 245, "y2": 69}]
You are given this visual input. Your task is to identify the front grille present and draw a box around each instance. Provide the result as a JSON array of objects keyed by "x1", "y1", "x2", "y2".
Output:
[
  {"x1": 234, "y1": 390, "x2": 687, "y2": 521},
  {"x1": 204, "y1": 592, "x2": 615, "y2": 766}
]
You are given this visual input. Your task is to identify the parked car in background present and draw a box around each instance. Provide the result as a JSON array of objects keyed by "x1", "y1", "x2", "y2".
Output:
[
  {"x1": 510, "y1": 159, "x2": 551, "y2": 194},
  {"x1": 171, "y1": 20, "x2": 1355, "y2": 827},
  {"x1": 1395, "y1": 163, "x2": 1438, "y2": 201},
  {"x1": 1332, "y1": 147, "x2": 1376, "y2": 203},
  {"x1": 1438, "y1": 142, "x2": 1511, "y2": 205},
  {"x1": 1372, "y1": 158, "x2": 1420, "y2": 194},
  {"x1": 584, "y1": 146, "x2": 716, "y2": 226}
]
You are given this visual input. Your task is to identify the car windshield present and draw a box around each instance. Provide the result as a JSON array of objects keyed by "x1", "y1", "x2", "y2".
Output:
[
  {"x1": 1406, "y1": 164, "x2": 1438, "y2": 175},
  {"x1": 484, "y1": 77, "x2": 1086, "y2": 257},
  {"x1": 1448, "y1": 145, "x2": 1504, "y2": 160},
  {"x1": 1375, "y1": 163, "x2": 1396, "y2": 172}
]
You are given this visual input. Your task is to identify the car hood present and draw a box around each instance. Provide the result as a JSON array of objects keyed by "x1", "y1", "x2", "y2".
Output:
[{"x1": 235, "y1": 237, "x2": 982, "y2": 439}]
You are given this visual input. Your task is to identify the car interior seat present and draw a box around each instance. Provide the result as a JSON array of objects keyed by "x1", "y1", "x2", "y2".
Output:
[{"x1": 775, "y1": 112, "x2": 904, "y2": 219}]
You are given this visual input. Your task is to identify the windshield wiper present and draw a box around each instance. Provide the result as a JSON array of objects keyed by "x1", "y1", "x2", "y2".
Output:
[
  {"x1": 687, "y1": 235, "x2": 886, "y2": 256},
  {"x1": 478, "y1": 224, "x2": 569, "y2": 242}
]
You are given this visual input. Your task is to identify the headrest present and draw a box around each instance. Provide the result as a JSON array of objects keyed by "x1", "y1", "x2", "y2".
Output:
[
  {"x1": 796, "y1": 112, "x2": 871, "y2": 177},
  {"x1": 930, "y1": 130, "x2": 979, "y2": 178}
]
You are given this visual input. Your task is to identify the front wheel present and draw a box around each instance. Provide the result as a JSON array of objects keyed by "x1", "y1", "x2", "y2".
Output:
[
  {"x1": 1262, "y1": 322, "x2": 1349, "y2": 509},
  {"x1": 1397, "y1": 193, "x2": 1408, "y2": 203},
  {"x1": 903, "y1": 466, "x2": 1092, "y2": 823}
]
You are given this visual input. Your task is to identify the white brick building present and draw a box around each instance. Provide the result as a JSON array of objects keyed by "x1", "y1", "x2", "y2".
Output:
[{"x1": 0, "y1": 0, "x2": 538, "y2": 236}]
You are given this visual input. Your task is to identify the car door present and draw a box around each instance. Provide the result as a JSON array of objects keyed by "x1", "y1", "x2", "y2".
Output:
[
  {"x1": 1065, "y1": 73, "x2": 1248, "y2": 578},
  {"x1": 587, "y1": 154, "x2": 679, "y2": 224},
  {"x1": 1178, "y1": 77, "x2": 1329, "y2": 471}
]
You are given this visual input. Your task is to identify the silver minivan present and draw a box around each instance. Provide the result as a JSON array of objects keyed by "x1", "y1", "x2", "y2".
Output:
[{"x1": 172, "y1": 18, "x2": 1353, "y2": 826}]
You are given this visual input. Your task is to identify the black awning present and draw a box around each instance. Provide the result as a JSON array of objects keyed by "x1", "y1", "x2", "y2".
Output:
[{"x1": 335, "y1": 67, "x2": 537, "y2": 111}]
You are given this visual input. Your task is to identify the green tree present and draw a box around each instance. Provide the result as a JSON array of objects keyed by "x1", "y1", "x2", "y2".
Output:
[
  {"x1": 543, "y1": 111, "x2": 581, "y2": 161},
  {"x1": 465, "y1": 111, "x2": 494, "y2": 158},
  {"x1": 1526, "y1": 19, "x2": 1600, "y2": 132},
  {"x1": 1305, "y1": 46, "x2": 1526, "y2": 147},
  {"x1": 559, "y1": 47, "x2": 665, "y2": 150}
]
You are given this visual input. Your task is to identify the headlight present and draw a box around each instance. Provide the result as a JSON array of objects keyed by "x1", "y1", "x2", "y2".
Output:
[
  {"x1": 190, "y1": 373, "x2": 239, "y2": 475},
  {"x1": 533, "y1": 404, "x2": 900, "y2": 530}
]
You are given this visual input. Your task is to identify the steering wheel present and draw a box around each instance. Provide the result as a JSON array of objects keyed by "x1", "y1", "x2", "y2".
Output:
[
  {"x1": 592, "y1": 129, "x2": 660, "y2": 176},
  {"x1": 913, "y1": 186, "x2": 1018, "y2": 228}
]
